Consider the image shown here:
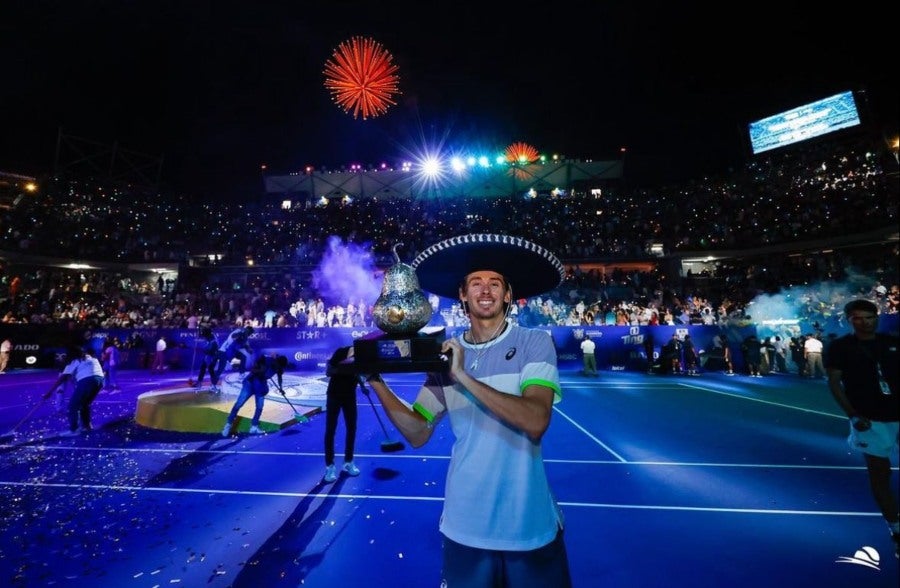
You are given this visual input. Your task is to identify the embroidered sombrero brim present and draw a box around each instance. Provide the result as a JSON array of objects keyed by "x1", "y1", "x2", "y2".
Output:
[{"x1": 410, "y1": 234, "x2": 565, "y2": 300}]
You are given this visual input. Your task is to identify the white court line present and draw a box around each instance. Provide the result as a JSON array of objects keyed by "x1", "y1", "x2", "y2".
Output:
[
  {"x1": 552, "y1": 380, "x2": 855, "y2": 466},
  {"x1": 554, "y1": 501, "x2": 882, "y2": 517},
  {"x1": 0, "y1": 444, "x2": 453, "y2": 460},
  {"x1": 552, "y1": 406, "x2": 628, "y2": 463},
  {"x1": 676, "y1": 382, "x2": 846, "y2": 419},
  {"x1": 542, "y1": 459, "x2": 879, "y2": 471},
  {"x1": 0, "y1": 480, "x2": 883, "y2": 517},
  {"x1": 12, "y1": 444, "x2": 888, "y2": 472}
]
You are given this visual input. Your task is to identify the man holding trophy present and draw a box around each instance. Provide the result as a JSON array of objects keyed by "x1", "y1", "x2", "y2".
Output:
[{"x1": 362, "y1": 234, "x2": 572, "y2": 588}]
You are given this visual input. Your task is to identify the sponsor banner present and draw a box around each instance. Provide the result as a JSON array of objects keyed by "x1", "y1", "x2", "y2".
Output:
[{"x1": 0, "y1": 315, "x2": 896, "y2": 372}]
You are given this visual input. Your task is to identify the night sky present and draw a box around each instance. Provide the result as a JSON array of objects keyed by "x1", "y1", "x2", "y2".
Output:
[{"x1": 2, "y1": 1, "x2": 896, "y2": 199}]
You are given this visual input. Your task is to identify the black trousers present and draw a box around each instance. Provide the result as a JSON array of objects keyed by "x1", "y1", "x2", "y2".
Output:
[
  {"x1": 324, "y1": 392, "x2": 357, "y2": 465},
  {"x1": 69, "y1": 375, "x2": 104, "y2": 431},
  {"x1": 195, "y1": 355, "x2": 217, "y2": 385}
]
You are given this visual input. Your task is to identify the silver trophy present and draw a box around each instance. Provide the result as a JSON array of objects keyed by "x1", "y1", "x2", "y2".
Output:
[{"x1": 341, "y1": 244, "x2": 446, "y2": 374}]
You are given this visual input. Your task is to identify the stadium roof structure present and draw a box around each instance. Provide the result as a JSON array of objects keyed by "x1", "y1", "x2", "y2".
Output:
[
  {"x1": 53, "y1": 129, "x2": 164, "y2": 192},
  {"x1": 263, "y1": 159, "x2": 624, "y2": 200}
]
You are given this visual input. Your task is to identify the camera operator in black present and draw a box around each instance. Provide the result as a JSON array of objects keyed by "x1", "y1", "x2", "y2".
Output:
[
  {"x1": 322, "y1": 346, "x2": 360, "y2": 482},
  {"x1": 660, "y1": 334, "x2": 682, "y2": 375}
]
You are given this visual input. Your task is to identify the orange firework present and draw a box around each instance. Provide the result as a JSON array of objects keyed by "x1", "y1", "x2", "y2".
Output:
[
  {"x1": 504, "y1": 142, "x2": 540, "y2": 164},
  {"x1": 323, "y1": 36, "x2": 400, "y2": 120},
  {"x1": 504, "y1": 142, "x2": 540, "y2": 180}
]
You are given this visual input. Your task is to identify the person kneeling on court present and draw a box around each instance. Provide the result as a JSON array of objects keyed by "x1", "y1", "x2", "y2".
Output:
[{"x1": 221, "y1": 353, "x2": 287, "y2": 436}]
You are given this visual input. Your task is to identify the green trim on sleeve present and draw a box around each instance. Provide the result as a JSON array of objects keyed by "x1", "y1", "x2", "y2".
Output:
[
  {"x1": 521, "y1": 377, "x2": 562, "y2": 403},
  {"x1": 412, "y1": 402, "x2": 436, "y2": 423}
]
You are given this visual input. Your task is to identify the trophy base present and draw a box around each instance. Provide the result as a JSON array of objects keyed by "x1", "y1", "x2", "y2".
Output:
[{"x1": 330, "y1": 327, "x2": 448, "y2": 375}]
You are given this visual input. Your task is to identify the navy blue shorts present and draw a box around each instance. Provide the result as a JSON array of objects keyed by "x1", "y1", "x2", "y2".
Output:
[{"x1": 441, "y1": 527, "x2": 572, "y2": 588}]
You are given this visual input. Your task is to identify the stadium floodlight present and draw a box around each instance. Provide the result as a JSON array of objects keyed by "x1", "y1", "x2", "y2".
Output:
[
  {"x1": 64, "y1": 263, "x2": 98, "y2": 270},
  {"x1": 420, "y1": 157, "x2": 442, "y2": 177}
]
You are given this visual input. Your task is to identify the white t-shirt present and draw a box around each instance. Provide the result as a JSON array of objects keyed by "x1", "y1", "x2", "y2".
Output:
[
  {"x1": 804, "y1": 337, "x2": 824, "y2": 353},
  {"x1": 62, "y1": 356, "x2": 105, "y2": 381},
  {"x1": 413, "y1": 324, "x2": 564, "y2": 551}
]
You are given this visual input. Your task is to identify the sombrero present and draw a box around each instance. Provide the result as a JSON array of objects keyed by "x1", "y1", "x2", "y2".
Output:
[{"x1": 410, "y1": 234, "x2": 565, "y2": 300}]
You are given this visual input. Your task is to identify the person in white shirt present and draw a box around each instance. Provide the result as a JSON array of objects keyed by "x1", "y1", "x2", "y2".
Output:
[
  {"x1": 773, "y1": 336, "x2": 789, "y2": 373},
  {"x1": 42, "y1": 345, "x2": 105, "y2": 436},
  {"x1": 212, "y1": 326, "x2": 254, "y2": 378},
  {"x1": 803, "y1": 334, "x2": 825, "y2": 378},
  {"x1": 0, "y1": 338, "x2": 11, "y2": 373},
  {"x1": 100, "y1": 337, "x2": 120, "y2": 391},
  {"x1": 151, "y1": 335, "x2": 167, "y2": 372},
  {"x1": 580, "y1": 334, "x2": 599, "y2": 376}
]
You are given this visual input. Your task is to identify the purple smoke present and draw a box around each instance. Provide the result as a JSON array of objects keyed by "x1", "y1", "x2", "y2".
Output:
[{"x1": 311, "y1": 236, "x2": 382, "y2": 306}]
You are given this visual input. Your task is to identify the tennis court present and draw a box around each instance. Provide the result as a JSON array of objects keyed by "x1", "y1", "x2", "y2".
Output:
[{"x1": 1, "y1": 366, "x2": 897, "y2": 587}]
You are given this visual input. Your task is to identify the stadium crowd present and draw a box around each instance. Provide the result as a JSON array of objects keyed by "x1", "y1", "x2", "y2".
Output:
[{"x1": 0, "y1": 131, "x2": 897, "y2": 333}]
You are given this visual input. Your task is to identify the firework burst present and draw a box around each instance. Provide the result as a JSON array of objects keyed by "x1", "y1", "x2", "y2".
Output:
[
  {"x1": 323, "y1": 36, "x2": 400, "y2": 120},
  {"x1": 504, "y1": 142, "x2": 540, "y2": 180},
  {"x1": 504, "y1": 142, "x2": 540, "y2": 164}
]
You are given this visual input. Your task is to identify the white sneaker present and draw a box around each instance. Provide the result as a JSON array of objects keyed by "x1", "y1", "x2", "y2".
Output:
[
  {"x1": 342, "y1": 461, "x2": 360, "y2": 477},
  {"x1": 221, "y1": 422, "x2": 231, "y2": 437},
  {"x1": 249, "y1": 425, "x2": 262, "y2": 435},
  {"x1": 323, "y1": 465, "x2": 337, "y2": 483}
]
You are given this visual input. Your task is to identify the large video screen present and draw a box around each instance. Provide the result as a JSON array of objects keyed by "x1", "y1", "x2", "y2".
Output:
[{"x1": 748, "y1": 91, "x2": 861, "y2": 155}]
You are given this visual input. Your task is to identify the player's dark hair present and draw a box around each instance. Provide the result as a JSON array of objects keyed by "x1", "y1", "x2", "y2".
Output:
[{"x1": 843, "y1": 299, "x2": 878, "y2": 317}]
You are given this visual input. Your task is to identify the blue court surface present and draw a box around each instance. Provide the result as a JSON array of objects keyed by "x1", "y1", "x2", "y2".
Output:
[{"x1": 1, "y1": 367, "x2": 897, "y2": 587}]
